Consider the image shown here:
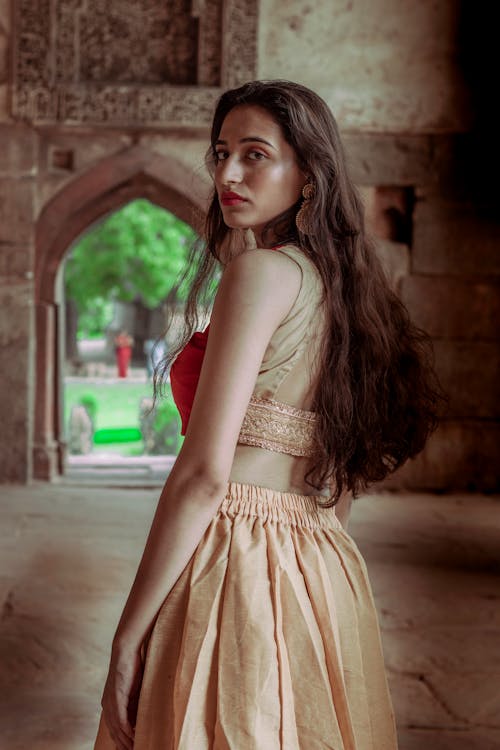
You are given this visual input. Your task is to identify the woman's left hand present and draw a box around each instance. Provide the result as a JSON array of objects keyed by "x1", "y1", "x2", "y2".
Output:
[{"x1": 100, "y1": 643, "x2": 144, "y2": 750}]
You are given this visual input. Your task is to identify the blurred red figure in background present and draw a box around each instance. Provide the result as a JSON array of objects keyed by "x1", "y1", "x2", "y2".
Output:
[{"x1": 114, "y1": 330, "x2": 133, "y2": 378}]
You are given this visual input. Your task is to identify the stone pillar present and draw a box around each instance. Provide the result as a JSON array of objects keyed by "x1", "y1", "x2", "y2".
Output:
[
  {"x1": 0, "y1": 283, "x2": 34, "y2": 481},
  {"x1": 393, "y1": 187, "x2": 500, "y2": 491},
  {"x1": 0, "y1": 125, "x2": 37, "y2": 482},
  {"x1": 32, "y1": 301, "x2": 61, "y2": 480},
  {"x1": 0, "y1": 0, "x2": 10, "y2": 125}
]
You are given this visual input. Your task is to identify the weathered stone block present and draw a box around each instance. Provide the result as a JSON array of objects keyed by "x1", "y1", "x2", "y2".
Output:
[
  {"x1": 0, "y1": 125, "x2": 37, "y2": 176},
  {"x1": 260, "y1": 0, "x2": 470, "y2": 133},
  {"x1": 412, "y1": 192, "x2": 500, "y2": 276},
  {"x1": 389, "y1": 672, "x2": 467, "y2": 730},
  {"x1": 430, "y1": 671, "x2": 500, "y2": 728},
  {"x1": 0, "y1": 284, "x2": 33, "y2": 482},
  {"x1": 344, "y1": 134, "x2": 434, "y2": 187},
  {"x1": 375, "y1": 239, "x2": 410, "y2": 290},
  {"x1": 37, "y1": 132, "x2": 133, "y2": 209},
  {"x1": 0, "y1": 0, "x2": 12, "y2": 32},
  {"x1": 368, "y1": 562, "x2": 500, "y2": 630},
  {"x1": 0, "y1": 83, "x2": 11, "y2": 124},
  {"x1": 0, "y1": 28, "x2": 8, "y2": 83},
  {"x1": 0, "y1": 242, "x2": 34, "y2": 280},
  {"x1": 0, "y1": 408, "x2": 31, "y2": 482},
  {"x1": 433, "y1": 341, "x2": 500, "y2": 418},
  {"x1": 401, "y1": 275, "x2": 500, "y2": 340},
  {"x1": 0, "y1": 178, "x2": 35, "y2": 244},
  {"x1": 0, "y1": 282, "x2": 32, "y2": 347},
  {"x1": 386, "y1": 627, "x2": 500, "y2": 677},
  {"x1": 141, "y1": 133, "x2": 220, "y2": 175},
  {"x1": 39, "y1": 131, "x2": 132, "y2": 175},
  {"x1": 382, "y1": 420, "x2": 500, "y2": 491}
]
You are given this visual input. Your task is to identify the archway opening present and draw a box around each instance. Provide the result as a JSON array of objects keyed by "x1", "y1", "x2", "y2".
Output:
[
  {"x1": 61, "y1": 198, "x2": 197, "y2": 482},
  {"x1": 34, "y1": 147, "x2": 208, "y2": 481}
]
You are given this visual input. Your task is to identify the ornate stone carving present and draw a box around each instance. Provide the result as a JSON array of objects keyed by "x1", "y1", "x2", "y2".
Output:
[{"x1": 12, "y1": 0, "x2": 257, "y2": 126}]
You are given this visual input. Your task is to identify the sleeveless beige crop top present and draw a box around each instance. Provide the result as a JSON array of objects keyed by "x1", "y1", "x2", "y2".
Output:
[{"x1": 237, "y1": 245, "x2": 326, "y2": 457}]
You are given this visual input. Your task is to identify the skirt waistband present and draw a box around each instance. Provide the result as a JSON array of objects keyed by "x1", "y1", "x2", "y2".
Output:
[{"x1": 220, "y1": 481, "x2": 343, "y2": 531}]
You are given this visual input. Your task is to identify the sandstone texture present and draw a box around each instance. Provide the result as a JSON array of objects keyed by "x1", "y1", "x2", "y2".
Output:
[{"x1": 0, "y1": 1, "x2": 498, "y2": 488}]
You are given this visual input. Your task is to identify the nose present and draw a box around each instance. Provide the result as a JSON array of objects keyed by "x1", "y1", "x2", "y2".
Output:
[{"x1": 218, "y1": 154, "x2": 243, "y2": 186}]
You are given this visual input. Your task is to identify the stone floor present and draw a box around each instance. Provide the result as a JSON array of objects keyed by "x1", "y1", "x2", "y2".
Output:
[{"x1": 0, "y1": 480, "x2": 499, "y2": 750}]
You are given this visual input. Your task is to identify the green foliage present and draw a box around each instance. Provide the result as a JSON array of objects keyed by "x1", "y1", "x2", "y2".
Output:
[
  {"x1": 65, "y1": 198, "x2": 197, "y2": 320},
  {"x1": 77, "y1": 298, "x2": 114, "y2": 338}
]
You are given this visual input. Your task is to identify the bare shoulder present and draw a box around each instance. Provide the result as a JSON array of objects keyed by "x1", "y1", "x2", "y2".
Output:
[{"x1": 221, "y1": 248, "x2": 302, "y2": 308}]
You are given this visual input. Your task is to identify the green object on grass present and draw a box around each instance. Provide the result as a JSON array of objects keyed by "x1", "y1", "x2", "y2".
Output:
[{"x1": 93, "y1": 427, "x2": 142, "y2": 444}]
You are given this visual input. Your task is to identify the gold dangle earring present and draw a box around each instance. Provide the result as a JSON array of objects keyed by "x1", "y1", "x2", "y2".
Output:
[{"x1": 295, "y1": 180, "x2": 315, "y2": 236}]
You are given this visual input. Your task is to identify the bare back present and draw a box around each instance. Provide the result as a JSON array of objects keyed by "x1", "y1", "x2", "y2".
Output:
[{"x1": 228, "y1": 245, "x2": 329, "y2": 496}]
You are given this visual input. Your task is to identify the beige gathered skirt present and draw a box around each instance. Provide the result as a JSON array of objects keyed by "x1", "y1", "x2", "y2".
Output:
[{"x1": 94, "y1": 481, "x2": 398, "y2": 749}]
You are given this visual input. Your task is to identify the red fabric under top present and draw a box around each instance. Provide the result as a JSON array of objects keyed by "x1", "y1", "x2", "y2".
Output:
[
  {"x1": 170, "y1": 324, "x2": 210, "y2": 434},
  {"x1": 170, "y1": 245, "x2": 287, "y2": 435}
]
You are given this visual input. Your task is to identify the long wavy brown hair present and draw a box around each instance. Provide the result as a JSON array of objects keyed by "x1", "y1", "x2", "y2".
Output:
[{"x1": 155, "y1": 80, "x2": 445, "y2": 505}]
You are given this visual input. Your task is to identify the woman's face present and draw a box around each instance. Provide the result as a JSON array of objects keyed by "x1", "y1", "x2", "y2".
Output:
[{"x1": 213, "y1": 105, "x2": 306, "y2": 246}]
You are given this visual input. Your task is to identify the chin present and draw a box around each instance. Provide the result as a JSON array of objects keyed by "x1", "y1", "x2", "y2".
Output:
[{"x1": 223, "y1": 218, "x2": 249, "y2": 230}]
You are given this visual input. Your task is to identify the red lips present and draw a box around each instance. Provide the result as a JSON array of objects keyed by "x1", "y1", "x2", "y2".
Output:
[{"x1": 221, "y1": 191, "x2": 247, "y2": 206}]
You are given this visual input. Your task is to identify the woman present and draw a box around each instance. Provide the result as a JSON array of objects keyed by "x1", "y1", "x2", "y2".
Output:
[
  {"x1": 114, "y1": 330, "x2": 134, "y2": 378},
  {"x1": 94, "y1": 80, "x2": 442, "y2": 749}
]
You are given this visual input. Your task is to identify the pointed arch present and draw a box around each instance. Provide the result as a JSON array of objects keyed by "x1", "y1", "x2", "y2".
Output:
[{"x1": 33, "y1": 146, "x2": 209, "y2": 479}]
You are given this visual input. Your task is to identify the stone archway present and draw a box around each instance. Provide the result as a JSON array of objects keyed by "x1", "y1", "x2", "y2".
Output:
[{"x1": 34, "y1": 145, "x2": 208, "y2": 479}]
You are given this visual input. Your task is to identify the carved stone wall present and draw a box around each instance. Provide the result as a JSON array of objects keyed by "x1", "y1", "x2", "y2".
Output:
[
  {"x1": 0, "y1": 0, "x2": 498, "y2": 496},
  {"x1": 12, "y1": 0, "x2": 258, "y2": 126}
]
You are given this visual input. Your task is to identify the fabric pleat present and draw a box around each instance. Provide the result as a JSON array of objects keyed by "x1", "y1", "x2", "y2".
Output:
[{"x1": 94, "y1": 481, "x2": 398, "y2": 749}]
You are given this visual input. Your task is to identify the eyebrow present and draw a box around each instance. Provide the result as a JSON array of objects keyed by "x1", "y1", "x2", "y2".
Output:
[{"x1": 215, "y1": 136, "x2": 277, "y2": 150}]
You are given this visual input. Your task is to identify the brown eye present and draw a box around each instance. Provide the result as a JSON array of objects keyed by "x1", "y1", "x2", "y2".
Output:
[{"x1": 248, "y1": 150, "x2": 266, "y2": 161}]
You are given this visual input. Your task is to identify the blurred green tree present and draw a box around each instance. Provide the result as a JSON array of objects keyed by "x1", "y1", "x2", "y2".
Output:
[{"x1": 65, "y1": 199, "x2": 197, "y2": 333}]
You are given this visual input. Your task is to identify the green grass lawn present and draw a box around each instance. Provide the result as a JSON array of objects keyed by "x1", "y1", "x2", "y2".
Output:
[
  {"x1": 65, "y1": 381, "x2": 154, "y2": 428},
  {"x1": 65, "y1": 381, "x2": 158, "y2": 456}
]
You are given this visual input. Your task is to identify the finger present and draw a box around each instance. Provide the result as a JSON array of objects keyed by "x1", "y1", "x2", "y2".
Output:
[
  {"x1": 103, "y1": 709, "x2": 134, "y2": 750},
  {"x1": 105, "y1": 687, "x2": 135, "y2": 742},
  {"x1": 116, "y1": 701, "x2": 135, "y2": 742},
  {"x1": 108, "y1": 717, "x2": 134, "y2": 750}
]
